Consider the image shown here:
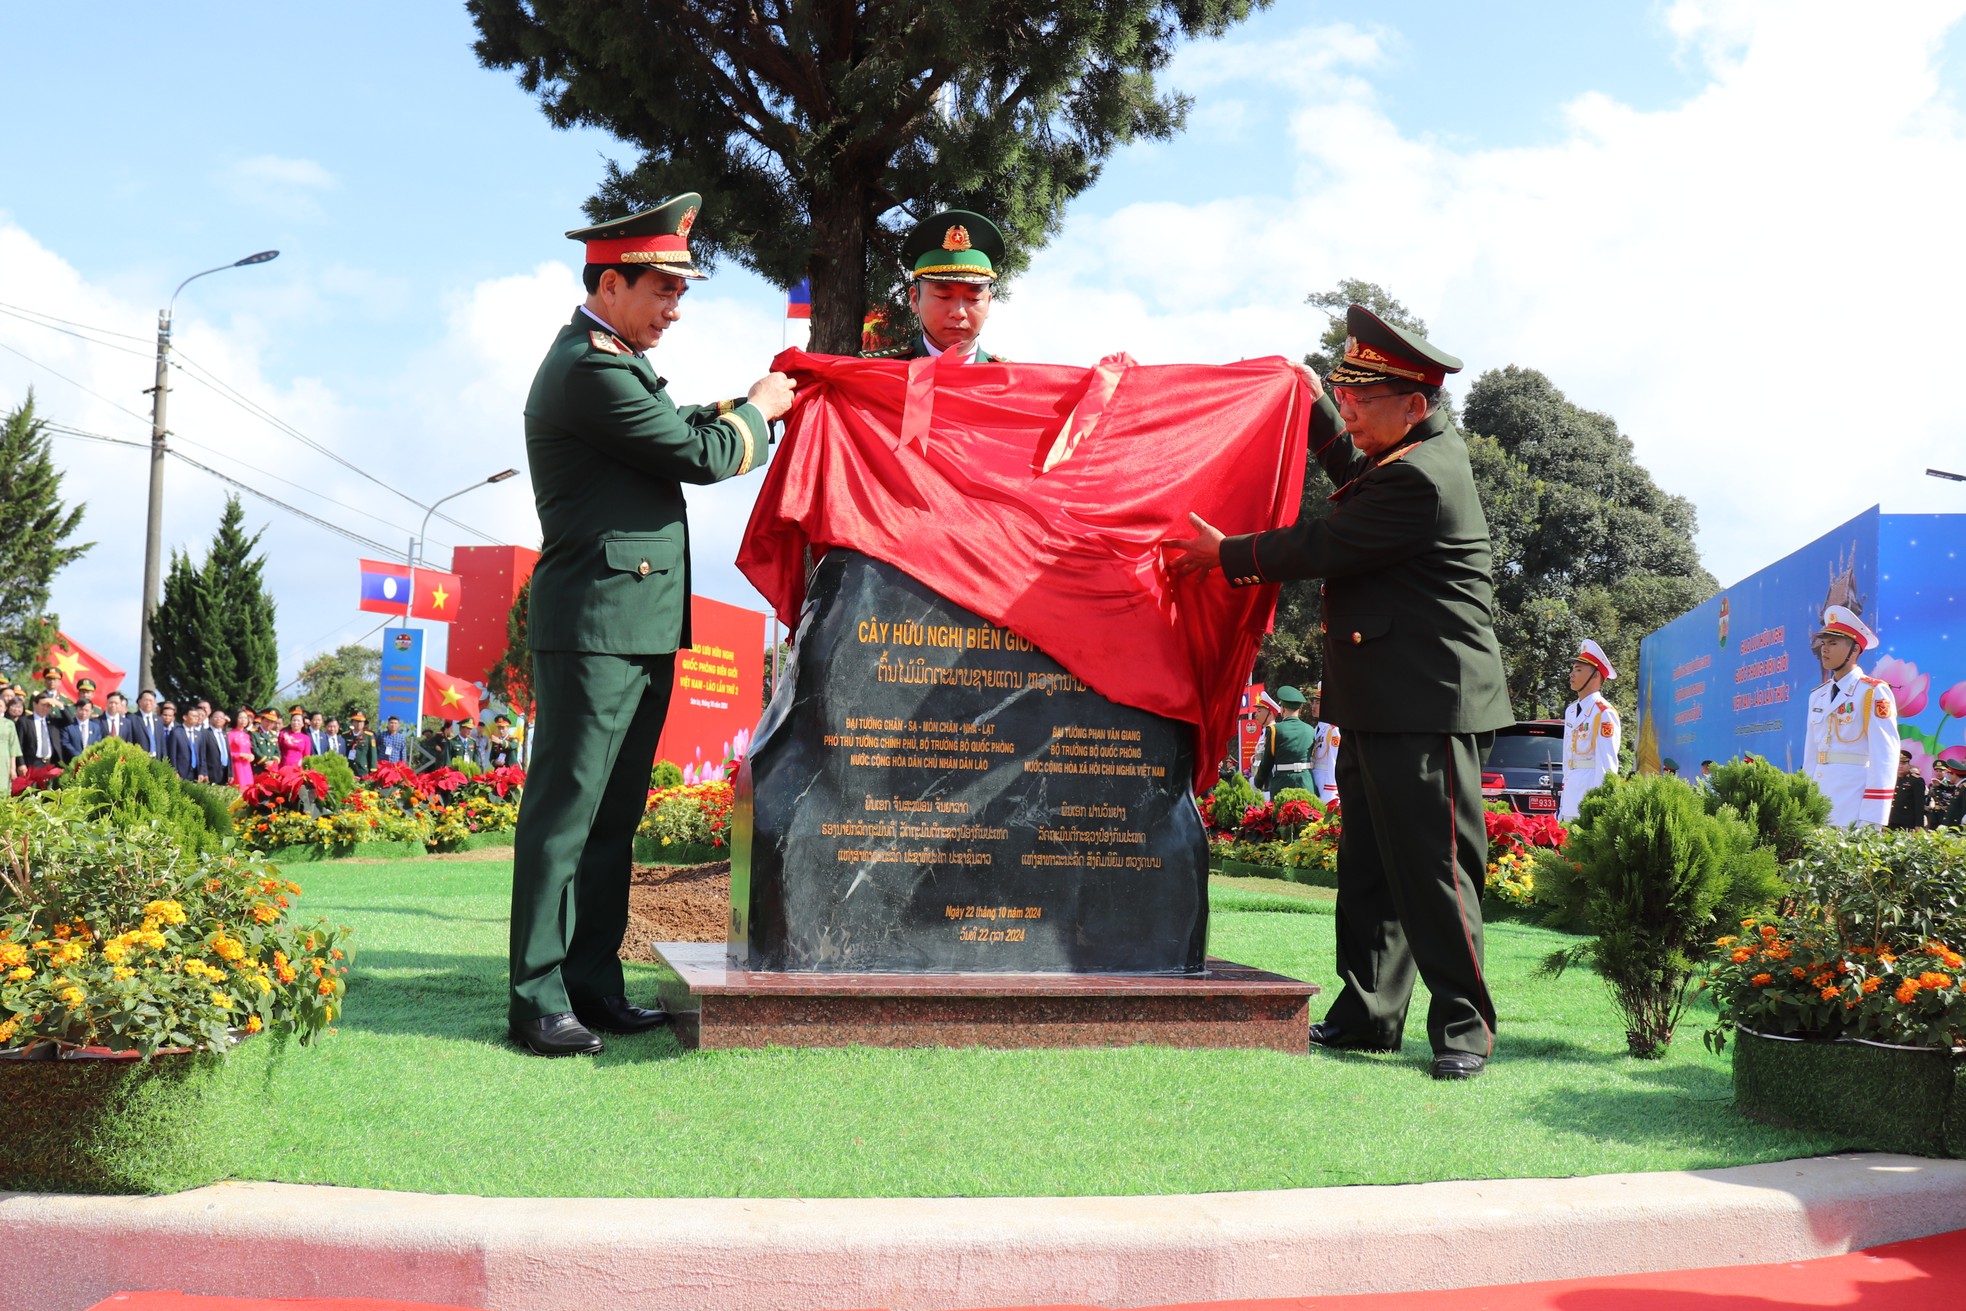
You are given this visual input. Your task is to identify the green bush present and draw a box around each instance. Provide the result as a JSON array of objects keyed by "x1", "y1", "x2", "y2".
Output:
[
  {"x1": 650, "y1": 760, "x2": 685, "y2": 789},
  {"x1": 1537, "y1": 774, "x2": 1785, "y2": 1058},
  {"x1": 58, "y1": 739, "x2": 218, "y2": 857},
  {"x1": 1701, "y1": 758, "x2": 1831, "y2": 865},
  {"x1": 1272, "y1": 786, "x2": 1320, "y2": 809},
  {"x1": 1788, "y1": 825, "x2": 1966, "y2": 954},
  {"x1": 1208, "y1": 772, "x2": 1261, "y2": 829},
  {"x1": 179, "y1": 781, "x2": 237, "y2": 843},
  {"x1": 301, "y1": 753, "x2": 359, "y2": 807}
]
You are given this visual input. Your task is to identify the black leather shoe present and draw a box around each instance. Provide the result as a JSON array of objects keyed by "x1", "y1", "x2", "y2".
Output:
[
  {"x1": 1308, "y1": 1021, "x2": 1399, "y2": 1052},
  {"x1": 572, "y1": 994, "x2": 671, "y2": 1034},
  {"x1": 1430, "y1": 1052, "x2": 1487, "y2": 1080},
  {"x1": 511, "y1": 1012, "x2": 604, "y2": 1057}
]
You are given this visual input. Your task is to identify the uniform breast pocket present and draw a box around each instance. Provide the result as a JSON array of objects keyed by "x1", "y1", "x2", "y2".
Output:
[
  {"x1": 602, "y1": 534, "x2": 682, "y2": 581},
  {"x1": 1334, "y1": 613, "x2": 1391, "y2": 647}
]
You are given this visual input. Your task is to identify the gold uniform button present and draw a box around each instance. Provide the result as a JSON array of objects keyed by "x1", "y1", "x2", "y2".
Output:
[
  {"x1": 638, "y1": 560, "x2": 651, "y2": 577},
  {"x1": 1351, "y1": 631, "x2": 1363, "y2": 644}
]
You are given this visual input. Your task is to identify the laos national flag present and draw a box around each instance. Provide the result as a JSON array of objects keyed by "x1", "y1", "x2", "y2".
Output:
[
  {"x1": 786, "y1": 278, "x2": 811, "y2": 320},
  {"x1": 358, "y1": 559, "x2": 412, "y2": 615}
]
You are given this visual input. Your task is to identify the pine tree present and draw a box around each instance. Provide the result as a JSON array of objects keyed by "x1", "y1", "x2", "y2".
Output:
[
  {"x1": 469, "y1": 0, "x2": 1270, "y2": 353},
  {"x1": 487, "y1": 576, "x2": 533, "y2": 715},
  {"x1": 0, "y1": 392, "x2": 91, "y2": 674},
  {"x1": 151, "y1": 496, "x2": 278, "y2": 708}
]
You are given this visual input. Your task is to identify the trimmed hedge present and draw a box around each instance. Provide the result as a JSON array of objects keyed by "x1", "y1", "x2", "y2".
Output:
[{"x1": 1733, "y1": 1028, "x2": 1965, "y2": 1158}]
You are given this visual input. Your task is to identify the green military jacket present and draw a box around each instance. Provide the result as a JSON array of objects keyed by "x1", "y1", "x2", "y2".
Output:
[
  {"x1": 1221, "y1": 393, "x2": 1512, "y2": 736},
  {"x1": 861, "y1": 334, "x2": 1003, "y2": 362},
  {"x1": 345, "y1": 730, "x2": 377, "y2": 774},
  {"x1": 1253, "y1": 716, "x2": 1317, "y2": 790},
  {"x1": 525, "y1": 308, "x2": 769, "y2": 655},
  {"x1": 250, "y1": 729, "x2": 281, "y2": 767}
]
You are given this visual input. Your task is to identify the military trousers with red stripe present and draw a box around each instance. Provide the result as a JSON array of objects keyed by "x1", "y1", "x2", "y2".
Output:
[{"x1": 1323, "y1": 729, "x2": 1498, "y2": 1058}]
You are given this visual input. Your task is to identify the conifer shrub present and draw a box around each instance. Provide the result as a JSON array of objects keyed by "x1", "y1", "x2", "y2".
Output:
[
  {"x1": 1536, "y1": 774, "x2": 1787, "y2": 1058},
  {"x1": 179, "y1": 782, "x2": 237, "y2": 844},
  {"x1": 301, "y1": 753, "x2": 358, "y2": 807},
  {"x1": 650, "y1": 759, "x2": 685, "y2": 789},
  {"x1": 1701, "y1": 758, "x2": 1831, "y2": 865},
  {"x1": 60, "y1": 739, "x2": 218, "y2": 857}
]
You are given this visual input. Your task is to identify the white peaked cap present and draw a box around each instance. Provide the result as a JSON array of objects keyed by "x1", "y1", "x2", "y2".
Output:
[
  {"x1": 1575, "y1": 639, "x2": 1616, "y2": 681},
  {"x1": 1818, "y1": 605, "x2": 1879, "y2": 652}
]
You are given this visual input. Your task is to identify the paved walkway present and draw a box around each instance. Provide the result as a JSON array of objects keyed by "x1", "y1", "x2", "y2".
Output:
[{"x1": 7, "y1": 1153, "x2": 1966, "y2": 1311}]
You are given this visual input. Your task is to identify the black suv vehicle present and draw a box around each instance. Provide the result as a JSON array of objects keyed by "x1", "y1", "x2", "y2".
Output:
[{"x1": 1482, "y1": 720, "x2": 1563, "y2": 815}]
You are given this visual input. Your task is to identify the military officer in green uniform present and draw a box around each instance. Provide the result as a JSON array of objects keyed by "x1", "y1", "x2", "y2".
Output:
[
  {"x1": 508, "y1": 193, "x2": 796, "y2": 1057},
  {"x1": 1165, "y1": 305, "x2": 1513, "y2": 1080},
  {"x1": 862, "y1": 210, "x2": 1008, "y2": 363},
  {"x1": 38, "y1": 668, "x2": 73, "y2": 730},
  {"x1": 1252, "y1": 685, "x2": 1317, "y2": 796},
  {"x1": 344, "y1": 712, "x2": 377, "y2": 774}
]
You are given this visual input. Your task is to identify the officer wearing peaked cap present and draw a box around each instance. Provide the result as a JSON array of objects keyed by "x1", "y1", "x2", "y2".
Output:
[
  {"x1": 1561, "y1": 639, "x2": 1620, "y2": 822},
  {"x1": 1805, "y1": 605, "x2": 1899, "y2": 828},
  {"x1": 863, "y1": 209, "x2": 1009, "y2": 363},
  {"x1": 1253, "y1": 685, "x2": 1316, "y2": 796},
  {"x1": 1164, "y1": 305, "x2": 1513, "y2": 1081},
  {"x1": 507, "y1": 193, "x2": 798, "y2": 1058},
  {"x1": 1306, "y1": 682, "x2": 1341, "y2": 807}
]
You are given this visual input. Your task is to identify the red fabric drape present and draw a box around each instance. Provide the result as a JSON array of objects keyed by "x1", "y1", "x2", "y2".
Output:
[{"x1": 737, "y1": 349, "x2": 1311, "y2": 791}]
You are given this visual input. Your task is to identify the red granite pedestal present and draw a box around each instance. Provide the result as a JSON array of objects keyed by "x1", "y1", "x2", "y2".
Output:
[{"x1": 650, "y1": 942, "x2": 1316, "y2": 1052}]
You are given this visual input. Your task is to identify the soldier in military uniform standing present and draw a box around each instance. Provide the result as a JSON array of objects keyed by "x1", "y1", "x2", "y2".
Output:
[
  {"x1": 508, "y1": 193, "x2": 795, "y2": 1057},
  {"x1": 344, "y1": 712, "x2": 378, "y2": 774},
  {"x1": 1804, "y1": 605, "x2": 1899, "y2": 827},
  {"x1": 862, "y1": 211, "x2": 1008, "y2": 362},
  {"x1": 1306, "y1": 682, "x2": 1341, "y2": 807},
  {"x1": 1252, "y1": 685, "x2": 1317, "y2": 796},
  {"x1": 1560, "y1": 639, "x2": 1621, "y2": 821},
  {"x1": 1165, "y1": 306, "x2": 1513, "y2": 1080}
]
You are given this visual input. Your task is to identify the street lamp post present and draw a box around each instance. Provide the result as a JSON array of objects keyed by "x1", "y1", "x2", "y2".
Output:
[
  {"x1": 1927, "y1": 468, "x2": 1965, "y2": 483},
  {"x1": 405, "y1": 469, "x2": 521, "y2": 615},
  {"x1": 138, "y1": 249, "x2": 280, "y2": 693}
]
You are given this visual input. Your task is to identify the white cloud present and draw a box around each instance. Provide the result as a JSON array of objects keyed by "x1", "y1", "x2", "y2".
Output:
[
  {"x1": 997, "y1": 0, "x2": 1966, "y2": 588},
  {"x1": 221, "y1": 154, "x2": 338, "y2": 219}
]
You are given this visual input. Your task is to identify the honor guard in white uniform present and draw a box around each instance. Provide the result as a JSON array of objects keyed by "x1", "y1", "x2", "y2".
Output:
[
  {"x1": 1306, "y1": 682, "x2": 1341, "y2": 806},
  {"x1": 1560, "y1": 639, "x2": 1621, "y2": 822},
  {"x1": 1804, "y1": 606, "x2": 1899, "y2": 827}
]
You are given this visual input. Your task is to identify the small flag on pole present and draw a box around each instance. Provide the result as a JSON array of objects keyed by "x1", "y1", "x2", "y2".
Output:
[
  {"x1": 787, "y1": 278, "x2": 811, "y2": 320},
  {"x1": 422, "y1": 667, "x2": 482, "y2": 722},
  {"x1": 358, "y1": 560, "x2": 412, "y2": 615},
  {"x1": 409, "y1": 569, "x2": 465, "y2": 622}
]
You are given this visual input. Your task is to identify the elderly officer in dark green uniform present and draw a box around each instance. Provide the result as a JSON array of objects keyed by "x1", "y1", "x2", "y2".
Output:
[
  {"x1": 1165, "y1": 305, "x2": 1513, "y2": 1080},
  {"x1": 1252, "y1": 685, "x2": 1317, "y2": 795},
  {"x1": 508, "y1": 193, "x2": 796, "y2": 1057},
  {"x1": 863, "y1": 210, "x2": 1008, "y2": 362}
]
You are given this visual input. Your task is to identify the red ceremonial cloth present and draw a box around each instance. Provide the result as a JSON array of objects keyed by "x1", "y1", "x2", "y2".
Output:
[{"x1": 737, "y1": 349, "x2": 1312, "y2": 791}]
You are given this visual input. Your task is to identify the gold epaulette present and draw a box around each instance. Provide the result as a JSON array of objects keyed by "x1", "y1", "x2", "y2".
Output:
[{"x1": 588, "y1": 330, "x2": 628, "y2": 355}]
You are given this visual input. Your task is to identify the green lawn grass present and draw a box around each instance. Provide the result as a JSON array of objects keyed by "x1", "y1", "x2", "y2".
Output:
[{"x1": 178, "y1": 855, "x2": 1843, "y2": 1198}]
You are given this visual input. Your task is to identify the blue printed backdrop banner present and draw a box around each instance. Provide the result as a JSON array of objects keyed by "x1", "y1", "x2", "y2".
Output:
[
  {"x1": 1877, "y1": 515, "x2": 1966, "y2": 779},
  {"x1": 1638, "y1": 508, "x2": 1881, "y2": 775},
  {"x1": 377, "y1": 627, "x2": 426, "y2": 727}
]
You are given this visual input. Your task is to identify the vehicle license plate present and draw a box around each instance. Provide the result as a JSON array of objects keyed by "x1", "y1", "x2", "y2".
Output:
[{"x1": 1527, "y1": 795, "x2": 1557, "y2": 811}]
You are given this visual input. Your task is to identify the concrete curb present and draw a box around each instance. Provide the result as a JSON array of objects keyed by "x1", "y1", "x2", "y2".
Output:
[{"x1": 5, "y1": 1154, "x2": 1965, "y2": 1311}]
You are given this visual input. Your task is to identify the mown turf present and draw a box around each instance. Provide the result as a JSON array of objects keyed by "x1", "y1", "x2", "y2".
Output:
[{"x1": 163, "y1": 856, "x2": 1844, "y2": 1198}]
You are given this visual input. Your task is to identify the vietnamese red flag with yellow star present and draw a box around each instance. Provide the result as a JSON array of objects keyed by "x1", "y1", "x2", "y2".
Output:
[
  {"x1": 37, "y1": 631, "x2": 126, "y2": 700},
  {"x1": 421, "y1": 667, "x2": 481, "y2": 722},
  {"x1": 409, "y1": 568, "x2": 464, "y2": 622}
]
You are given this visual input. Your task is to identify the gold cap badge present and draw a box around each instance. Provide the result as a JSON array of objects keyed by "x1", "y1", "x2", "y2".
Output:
[
  {"x1": 678, "y1": 206, "x2": 698, "y2": 238},
  {"x1": 942, "y1": 225, "x2": 972, "y2": 252}
]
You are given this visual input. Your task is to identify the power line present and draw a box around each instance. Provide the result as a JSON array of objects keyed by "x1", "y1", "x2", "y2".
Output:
[
  {"x1": 0, "y1": 338, "x2": 153, "y2": 424},
  {"x1": 0, "y1": 300, "x2": 152, "y2": 343},
  {"x1": 0, "y1": 304, "x2": 156, "y2": 359}
]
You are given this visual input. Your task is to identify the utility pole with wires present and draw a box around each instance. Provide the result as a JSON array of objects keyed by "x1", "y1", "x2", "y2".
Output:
[{"x1": 139, "y1": 250, "x2": 279, "y2": 693}]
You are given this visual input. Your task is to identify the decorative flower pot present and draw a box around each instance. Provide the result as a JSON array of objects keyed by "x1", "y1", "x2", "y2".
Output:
[
  {"x1": 0, "y1": 1034, "x2": 256, "y2": 1194},
  {"x1": 1733, "y1": 1027, "x2": 1966, "y2": 1158}
]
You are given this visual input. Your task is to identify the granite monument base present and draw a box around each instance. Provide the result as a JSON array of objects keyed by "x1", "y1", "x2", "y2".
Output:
[{"x1": 651, "y1": 941, "x2": 1316, "y2": 1052}]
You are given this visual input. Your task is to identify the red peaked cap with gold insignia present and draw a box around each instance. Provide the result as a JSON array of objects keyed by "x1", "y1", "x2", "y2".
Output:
[
  {"x1": 567, "y1": 192, "x2": 708, "y2": 280},
  {"x1": 901, "y1": 209, "x2": 1005, "y2": 283},
  {"x1": 1327, "y1": 304, "x2": 1463, "y2": 388}
]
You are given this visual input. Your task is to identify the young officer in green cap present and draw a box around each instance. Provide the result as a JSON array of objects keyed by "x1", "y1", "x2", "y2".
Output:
[
  {"x1": 1252, "y1": 685, "x2": 1317, "y2": 796},
  {"x1": 1164, "y1": 305, "x2": 1513, "y2": 1081},
  {"x1": 863, "y1": 209, "x2": 1008, "y2": 363},
  {"x1": 507, "y1": 193, "x2": 798, "y2": 1057}
]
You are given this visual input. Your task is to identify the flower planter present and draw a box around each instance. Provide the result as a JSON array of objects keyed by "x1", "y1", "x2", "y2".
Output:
[
  {"x1": 0, "y1": 1035, "x2": 258, "y2": 1193},
  {"x1": 1733, "y1": 1027, "x2": 1966, "y2": 1158},
  {"x1": 632, "y1": 836, "x2": 727, "y2": 866},
  {"x1": 452, "y1": 829, "x2": 516, "y2": 853},
  {"x1": 1206, "y1": 856, "x2": 1339, "y2": 890}
]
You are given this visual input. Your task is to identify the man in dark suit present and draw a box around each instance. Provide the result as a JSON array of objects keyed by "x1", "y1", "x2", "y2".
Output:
[
  {"x1": 322, "y1": 718, "x2": 346, "y2": 759},
  {"x1": 101, "y1": 691, "x2": 130, "y2": 748},
  {"x1": 58, "y1": 701, "x2": 108, "y2": 762},
  {"x1": 1166, "y1": 305, "x2": 1513, "y2": 1081},
  {"x1": 508, "y1": 192, "x2": 794, "y2": 1057},
  {"x1": 19, "y1": 693, "x2": 62, "y2": 770},
  {"x1": 167, "y1": 706, "x2": 215, "y2": 783},
  {"x1": 307, "y1": 711, "x2": 334, "y2": 758},
  {"x1": 124, "y1": 690, "x2": 168, "y2": 759}
]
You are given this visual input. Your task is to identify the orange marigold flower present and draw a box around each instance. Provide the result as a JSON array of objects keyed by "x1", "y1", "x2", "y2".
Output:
[
  {"x1": 1896, "y1": 980, "x2": 1921, "y2": 1004},
  {"x1": 1790, "y1": 967, "x2": 1807, "y2": 980},
  {"x1": 317, "y1": 978, "x2": 337, "y2": 996},
  {"x1": 1862, "y1": 977, "x2": 1883, "y2": 994},
  {"x1": 1759, "y1": 925, "x2": 1779, "y2": 941},
  {"x1": 245, "y1": 1015, "x2": 264, "y2": 1034},
  {"x1": 1880, "y1": 953, "x2": 1898, "y2": 965},
  {"x1": 1766, "y1": 945, "x2": 1792, "y2": 961},
  {"x1": 1714, "y1": 935, "x2": 1739, "y2": 948},
  {"x1": 1731, "y1": 948, "x2": 1754, "y2": 964},
  {"x1": 1812, "y1": 972, "x2": 1835, "y2": 988},
  {"x1": 1820, "y1": 985, "x2": 1840, "y2": 1001},
  {"x1": 1918, "y1": 972, "x2": 1953, "y2": 990},
  {"x1": 1751, "y1": 973, "x2": 1774, "y2": 986}
]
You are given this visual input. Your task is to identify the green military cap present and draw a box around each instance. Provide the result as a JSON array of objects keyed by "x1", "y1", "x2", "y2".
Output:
[
  {"x1": 1274, "y1": 685, "x2": 1307, "y2": 707},
  {"x1": 76, "y1": 678, "x2": 96, "y2": 692},
  {"x1": 568, "y1": 193, "x2": 708, "y2": 280},
  {"x1": 902, "y1": 209, "x2": 1004, "y2": 284},
  {"x1": 1327, "y1": 304, "x2": 1462, "y2": 388}
]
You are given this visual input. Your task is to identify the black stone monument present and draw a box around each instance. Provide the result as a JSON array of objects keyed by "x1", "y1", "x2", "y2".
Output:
[{"x1": 731, "y1": 549, "x2": 1209, "y2": 974}]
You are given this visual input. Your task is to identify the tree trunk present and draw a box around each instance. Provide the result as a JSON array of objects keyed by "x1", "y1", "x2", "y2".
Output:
[{"x1": 806, "y1": 184, "x2": 870, "y2": 356}]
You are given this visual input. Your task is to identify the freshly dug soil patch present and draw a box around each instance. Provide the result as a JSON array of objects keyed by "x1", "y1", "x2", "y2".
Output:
[{"x1": 622, "y1": 860, "x2": 730, "y2": 961}]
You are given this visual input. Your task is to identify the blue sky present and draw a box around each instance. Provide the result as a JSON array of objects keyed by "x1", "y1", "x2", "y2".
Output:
[{"x1": 4, "y1": 1, "x2": 1965, "y2": 686}]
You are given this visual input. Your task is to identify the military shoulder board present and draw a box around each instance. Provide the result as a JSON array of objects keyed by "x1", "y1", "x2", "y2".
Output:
[{"x1": 589, "y1": 330, "x2": 627, "y2": 355}]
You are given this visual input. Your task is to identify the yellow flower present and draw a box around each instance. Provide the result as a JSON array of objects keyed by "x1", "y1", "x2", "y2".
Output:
[
  {"x1": 7, "y1": 967, "x2": 32, "y2": 982},
  {"x1": 208, "y1": 934, "x2": 247, "y2": 962},
  {"x1": 143, "y1": 900, "x2": 187, "y2": 925},
  {"x1": 58, "y1": 986, "x2": 86, "y2": 1009},
  {"x1": 53, "y1": 941, "x2": 86, "y2": 967},
  {"x1": 210, "y1": 992, "x2": 234, "y2": 1010},
  {"x1": 112, "y1": 966, "x2": 135, "y2": 982},
  {"x1": 0, "y1": 1018, "x2": 16, "y2": 1044},
  {"x1": 0, "y1": 943, "x2": 25, "y2": 968},
  {"x1": 138, "y1": 929, "x2": 167, "y2": 950},
  {"x1": 245, "y1": 1015, "x2": 264, "y2": 1034},
  {"x1": 102, "y1": 939, "x2": 131, "y2": 964}
]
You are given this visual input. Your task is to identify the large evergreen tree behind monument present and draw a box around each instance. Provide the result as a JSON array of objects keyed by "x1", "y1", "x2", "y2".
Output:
[
  {"x1": 0, "y1": 393, "x2": 91, "y2": 675},
  {"x1": 152, "y1": 496, "x2": 279, "y2": 708},
  {"x1": 468, "y1": 0, "x2": 1270, "y2": 353}
]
